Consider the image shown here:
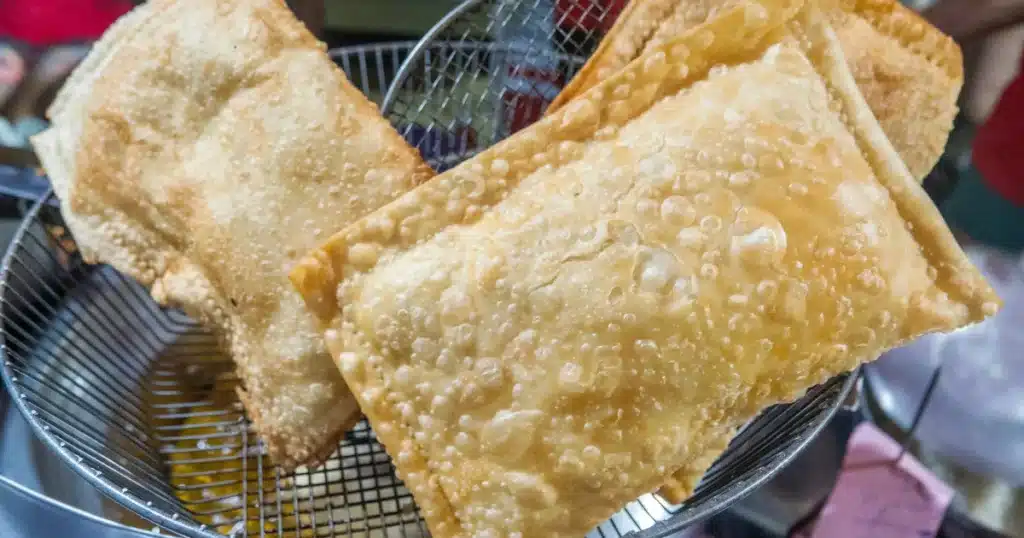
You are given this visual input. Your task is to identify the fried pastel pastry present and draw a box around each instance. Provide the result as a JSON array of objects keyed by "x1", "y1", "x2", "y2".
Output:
[
  {"x1": 549, "y1": 0, "x2": 963, "y2": 180},
  {"x1": 556, "y1": 1, "x2": 964, "y2": 501},
  {"x1": 31, "y1": 0, "x2": 433, "y2": 469},
  {"x1": 291, "y1": 1, "x2": 998, "y2": 535}
]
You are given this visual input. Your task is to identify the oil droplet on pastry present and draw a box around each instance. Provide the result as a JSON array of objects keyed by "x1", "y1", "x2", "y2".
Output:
[
  {"x1": 506, "y1": 471, "x2": 558, "y2": 508},
  {"x1": 671, "y1": 44, "x2": 690, "y2": 61},
  {"x1": 744, "y1": 1, "x2": 769, "y2": 23},
  {"x1": 723, "y1": 107, "x2": 743, "y2": 124},
  {"x1": 609, "y1": 221, "x2": 640, "y2": 246},
  {"x1": 635, "y1": 198, "x2": 659, "y2": 218},
  {"x1": 855, "y1": 268, "x2": 885, "y2": 293},
  {"x1": 643, "y1": 51, "x2": 669, "y2": 78},
  {"x1": 559, "y1": 98, "x2": 600, "y2": 132},
  {"x1": 594, "y1": 352, "x2": 622, "y2": 395},
  {"x1": 634, "y1": 249, "x2": 678, "y2": 293},
  {"x1": 677, "y1": 227, "x2": 705, "y2": 249},
  {"x1": 826, "y1": 343, "x2": 849, "y2": 363},
  {"x1": 699, "y1": 215, "x2": 723, "y2": 234},
  {"x1": 758, "y1": 154, "x2": 784, "y2": 172},
  {"x1": 682, "y1": 170, "x2": 712, "y2": 192},
  {"x1": 775, "y1": 280, "x2": 808, "y2": 321},
  {"x1": 728, "y1": 294, "x2": 749, "y2": 307},
  {"x1": 731, "y1": 207, "x2": 787, "y2": 267},
  {"x1": 480, "y1": 409, "x2": 542, "y2": 461},
  {"x1": 633, "y1": 339, "x2": 660, "y2": 359},
  {"x1": 581, "y1": 445, "x2": 602, "y2": 464},
  {"x1": 528, "y1": 285, "x2": 565, "y2": 318},
  {"x1": 559, "y1": 362, "x2": 589, "y2": 394},
  {"x1": 491, "y1": 159, "x2": 510, "y2": 177},
  {"x1": 639, "y1": 154, "x2": 678, "y2": 191},
  {"x1": 661, "y1": 196, "x2": 696, "y2": 227},
  {"x1": 728, "y1": 171, "x2": 755, "y2": 188},
  {"x1": 670, "y1": 275, "x2": 699, "y2": 305},
  {"x1": 474, "y1": 357, "x2": 505, "y2": 390},
  {"x1": 757, "y1": 280, "x2": 779, "y2": 298},
  {"x1": 834, "y1": 181, "x2": 885, "y2": 218},
  {"x1": 848, "y1": 327, "x2": 876, "y2": 348},
  {"x1": 347, "y1": 242, "x2": 380, "y2": 268}
]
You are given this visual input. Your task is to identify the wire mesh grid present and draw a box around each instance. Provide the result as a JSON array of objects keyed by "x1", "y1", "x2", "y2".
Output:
[{"x1": 0, "y1": 3, "x2": 856, "y2": 538}]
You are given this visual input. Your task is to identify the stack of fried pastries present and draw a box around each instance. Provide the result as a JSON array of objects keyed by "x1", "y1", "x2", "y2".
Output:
[
  {"x1": 292, "y1": 0, "x2": 998, "y2": 536},
  {"x1": 32, "y1": 0, "x2": 1000, "y2": 536}
]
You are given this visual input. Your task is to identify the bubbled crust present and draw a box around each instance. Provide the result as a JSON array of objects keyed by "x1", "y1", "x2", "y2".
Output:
[
  {"x1": 31, "y1": 0, "x2": 433, "y2": 470},
  {"x1": 548, "y1": 0, "x2": 963, "y2": 181},
  {"x1": 292, "y1": 1, "x2": 998, "y2": 535}
]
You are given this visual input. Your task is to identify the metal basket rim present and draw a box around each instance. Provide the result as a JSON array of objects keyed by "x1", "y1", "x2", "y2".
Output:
[
  {"x1": 381, "y1": 0, "x2": 482, "y2": 112},
  {"x1": 0, "y1": 192, "x2": 218, "y2": 538}
]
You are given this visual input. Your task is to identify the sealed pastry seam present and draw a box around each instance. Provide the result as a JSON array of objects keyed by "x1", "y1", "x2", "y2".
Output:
[
  {"x1": 797, "y1": 11, "x2": 986, "y2": 314},
  {"x1": 293, "y1": 0, "x2": 998, "y2": 535}
]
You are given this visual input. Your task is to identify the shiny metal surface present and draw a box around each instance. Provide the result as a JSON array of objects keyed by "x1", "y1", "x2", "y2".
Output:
[
  {"x1": 0, "y1": 216, "x2": 151, "y2": 538},
  {"x1": 0, "y1": 397, "x2": 154, "y2": 538},
  {"x1": 0, "y1": 474, "x2": 151, "y2": 538}
]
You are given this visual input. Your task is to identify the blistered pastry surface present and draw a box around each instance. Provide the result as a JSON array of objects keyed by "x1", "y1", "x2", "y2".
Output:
[{"x1": 293, "y1": 1, "x2": 997, "y2": 536}]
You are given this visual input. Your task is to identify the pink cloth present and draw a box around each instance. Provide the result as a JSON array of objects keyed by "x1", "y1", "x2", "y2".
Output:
[{"x1": 0, "y1": 0, "x2": 133, "y2": 47}]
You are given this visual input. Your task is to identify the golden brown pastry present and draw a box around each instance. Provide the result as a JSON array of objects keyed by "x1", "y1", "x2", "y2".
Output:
[
  {"x1": 549, "y1": 0, "x2": 963, "y2": 180},
  {"x1": 292, "y1": 1, "x2": 998, "y2": 535},
  {"x1": 31, "y1": 0, "x2": 433, "y2": 469}
]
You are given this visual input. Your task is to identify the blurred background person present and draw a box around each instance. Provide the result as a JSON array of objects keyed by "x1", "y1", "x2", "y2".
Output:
[{"x1": 924, "y1": 0, "x2": 1024, "y2": 250}]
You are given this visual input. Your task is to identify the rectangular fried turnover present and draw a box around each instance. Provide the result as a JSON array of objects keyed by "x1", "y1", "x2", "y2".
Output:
[
  {"x1": 549, "y1": 0, "x2": 964, "y2": 180},
  {"x1": 292, "y1": 0, "x2": 998, "y2": 535},
  {"x1": 31, "y1": 0, "x2": 433, "y2": 469}
]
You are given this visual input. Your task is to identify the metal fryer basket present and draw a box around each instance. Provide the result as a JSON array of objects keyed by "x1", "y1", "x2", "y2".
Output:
[{"x1": 0, "y1": 3, "x2": 856, "y2": 537}]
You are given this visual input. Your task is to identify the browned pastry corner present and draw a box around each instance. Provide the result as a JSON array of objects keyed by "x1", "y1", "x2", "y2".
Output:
[
  {"x1": 31, "y1": 0, "x2": 433, "y2": 470},
  {"x1": 549, "y1": 0, "x2": 963, "y2": 181},
  {"x1": 291, "y1": 0, "x2": 998, "y2": 534}
]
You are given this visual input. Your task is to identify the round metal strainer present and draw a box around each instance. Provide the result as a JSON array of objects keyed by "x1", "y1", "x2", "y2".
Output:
[{"x1": 0, "y1": 3, "x2": 856, "y2": 537}]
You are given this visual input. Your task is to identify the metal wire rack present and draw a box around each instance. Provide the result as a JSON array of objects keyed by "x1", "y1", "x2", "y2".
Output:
[{"x1": 0, "y1": 2, "x2": 856, "y2": 537}]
